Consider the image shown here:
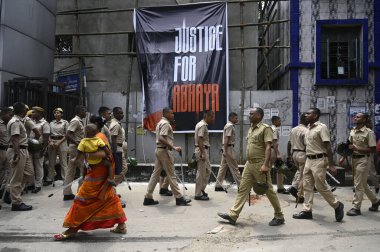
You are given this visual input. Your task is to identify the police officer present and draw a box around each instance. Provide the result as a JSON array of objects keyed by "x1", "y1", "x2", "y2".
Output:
[
  {"x1": 45, "y1": 108, "x2": 69, "y2": 186},
  {"x1": 293, "y1": 108, "x2": 344, "y2": 222},
  {"x1": 63, "y1": 105, "x2": 86, "y2": 200},
  {"x1": 109, "y1": 107, "x2": 128, "y2": 185},
  {"x1": 6, "y1": 102, "x2": 33, "y2": 211},
  {"x1": 218, "y1": 107, "x2": 285, "y2": 226},
  {"x1": 286, "y1": 113, "x2": 307, "y2": 202},
  {"x1": 98, "y1": 106, "x2": 112, "y2": 144},
  {"x1": 194, "y1": 110, "x2": 214, "y2": 201},
  {"x1": 346, "y1": 112, "x2": 380, "y2": 216},
  {"x1": 143, "y1": 107, "x2": 191, "y2": 206},
  {"x1": 0, "y1": 107, "x2": 13, "y2": 206},
  {"x1": 215, "y1": 112, "x2": 241, "y2": 191},
  {"x1": 30, "y1": 106, "x2": 50, "y2": 193},
  {"x1": 271, "y1": 116, "x2": 288, "y2": 194}
]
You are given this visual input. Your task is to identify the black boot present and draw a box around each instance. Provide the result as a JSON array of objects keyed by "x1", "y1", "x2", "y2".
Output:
[
  {"x1": 176, "y1": 197, "x2": 191, "y2": 206},
  {"x1": 143, "y1": 198, "x2": 159, "y2": 206},
  {"x1": 3, "y1": 191, "x2": 11, "y2": 204}
]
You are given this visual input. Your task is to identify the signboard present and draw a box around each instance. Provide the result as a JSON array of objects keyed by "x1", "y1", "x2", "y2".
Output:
[
  {"x1": 134, "y1": 2, "x2": 228, "y2": 132},
  {"x1": 57, "y1": 74, "x2": 80, "y2": 93}
]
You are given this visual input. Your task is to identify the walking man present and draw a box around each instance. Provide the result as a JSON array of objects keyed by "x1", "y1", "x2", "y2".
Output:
[
  {"x1": 194, "y1": 110, "x2": 214, "y2": 201},
  {"x1": 215, "y1": 112, "x2": 241, "y2": 191},
  {"x1": 46, "y1": 108, "x2": 69, "y2": 186},
  {"x1": 217, "y1": 107, "x2": 285, "y2": 226},
  {"x1": 271, "y1": 116, "x2": 288, "y2": 194},
  {"x1": 98, "y1": 106, "x2": 112, "y2": 143},
  {"x1": 63, "y1": 105, "x2": 86, "y2": 200},
  {"x1": 286, "y1": 113, "x2": 307, "y2": 202},
  {"x1": 293, "y1": 108, "x2": 344, "y2": 222},
  {"x1": 0, "y1": 107, "x2": 13, "y2": 207},
  {"x1": 346, "y1": 112, "x2": 380, "y2": 216},
  {"x1": 143, "y1": 107, "x2": 191, "y2": 206},
  {"x1": 6, "y1": 102, "x2": 33, "y2": 211}
]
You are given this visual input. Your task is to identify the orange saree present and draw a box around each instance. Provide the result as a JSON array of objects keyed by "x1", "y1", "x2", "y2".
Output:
[{"x1": 62, "y1": 132, "x2": 126, "y2": 231}]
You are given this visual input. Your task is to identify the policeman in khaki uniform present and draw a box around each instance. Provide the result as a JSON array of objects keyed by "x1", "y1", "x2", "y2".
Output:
[
  {"x1": 293, "y1": 108, "x2": 344, "y2": 222},
  {"x1": 45, "y1": 108, "x2": 69, "y2": 186},
  {"x1": 63, "y1": 105, "x2": 86, "y2": 200},
  {"x1": 346, "y1": 112, "x2": 380, "y2": 216},
  {"x1": 215, "y1": 112, "x2": 241, "y2": 191},
  {"x1": 0, "y1": 107, "x2": 13, "y2": 206},
  {"x1": 30, "y1": 106, "x2": 50, "y2": 193},
  {"x1": 109, "y1": 107, "x2": 128, "y2": 185},
  {"x1": 143, "y1": 107, "x2": 191, "y2": 206},
  {"x1": 6, "y1": 102, "x2": 33, "y2": 211},
  {"x1": 271, "y1": 116, "x2": 288, "y2": 194},
  {"x1": 194, "y1": 110, "x2": 214, "y2": 201},
  {"x1": 98, "y1": 106, "x2": 112, "y2": 144},
  {"x1": 218, "y1": 107, "x2": 285, "y2": 226},
  {"x1": 286, "y1": 113, "x2": 308, "y2": 202}
]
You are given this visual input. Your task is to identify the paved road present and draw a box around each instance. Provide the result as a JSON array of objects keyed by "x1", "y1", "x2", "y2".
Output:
[{"x1": 0, "y1": 181, "x2": 380, "y2": 251}]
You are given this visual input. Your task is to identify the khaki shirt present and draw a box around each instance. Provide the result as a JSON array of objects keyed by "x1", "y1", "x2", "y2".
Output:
[
  {"x1": 23, "y1": 116, "x2": 37, "y2": 137},
  {"x1": 194, "y1": 119, "x2": 210, "y2": 147},
  {"x1": 349, "y1": 126, "x2": 376, "y2": 155},
  {"x1": 7, "y1": 115, "x2": 28, "y2": 146},
  {"x1": 271, "y1": 125, "x2": 280, "y2": 141},
  {"x1": 50, "y1": 119, "x2": 69, "y2": 137},
  {"x1": 109, "y1": 118, "x2": 125, "y2": 152},
  {"x1": 67, "y1": 115, "x2": 84, "y2": 144},
  {"x1": 305, "y1": 121, "x2": 330, "y2": 155},
  {"x1": 156, "y1": 117, "x2": 174, "y2": 148},
  {"x1": 246, "y1": 121, "x2": 272, "y2": 160},
  {"x1": 222, "y1": 121, "x2": 236, "y2": 145},
  {"x1": 0, "y1": 119, "x2": 9, "y2": 146},
  {"x1": 30, "y1": 118, "x2": 50, "y2": 143},
  {"x1": 289, "y1": 124, "x2": 307, "y2": 151},
  {"x1": 101, "y1": 125, "x2": 111, "y2": 144}
]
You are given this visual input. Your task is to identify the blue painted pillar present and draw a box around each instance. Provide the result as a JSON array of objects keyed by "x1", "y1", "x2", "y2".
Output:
[{"x1": 290, "y1": 0, "x2": 299, "y2": 127}]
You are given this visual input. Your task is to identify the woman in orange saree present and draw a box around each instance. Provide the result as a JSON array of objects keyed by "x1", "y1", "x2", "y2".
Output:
[{"x1": 54, "y1": 116, "x2": 126, "y2": 240}]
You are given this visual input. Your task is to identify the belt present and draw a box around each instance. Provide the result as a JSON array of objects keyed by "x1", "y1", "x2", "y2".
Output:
[
  {"x1": 0, "y1": 145, "x2": 8, "y2": 150},
  {"x1": 227, "y1": 144, "x2": 234, "y2": 147},
  {"x1": 117, "y1": 143, "x2": 123, "y2": 147},
  {"x1": 157, "y1": 146, "x2": 168, "y2": 149},
  {"x1": 306, "y1": 153, "x2": 326, "y2": 159},
  {"x1": 195, "y1": 145, "x2": 209, "y2": 149},
  {"x1": 352, "y1": 154, "x2": 369, "y2": 159},
  {"x1": 247, "y1": 158, "x2": 264, "y2": 164},
  {"x1": 9, "y1": 145, "x2": 28, "y2": 149},
  {"x1": 51, "y1": 135, "x2": 64, "y2": 140},
  {"x1": 293, "y1": 149, "x2": 305, "y2": 152}
]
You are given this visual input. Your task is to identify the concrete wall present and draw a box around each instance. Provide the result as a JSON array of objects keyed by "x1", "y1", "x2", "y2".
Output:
[
  {"x1": 0, "y1": 0, "x2": 56, "y2": 99},
  {"x1": 55, "y1": 0, "x2": 260, "y2": 164}
]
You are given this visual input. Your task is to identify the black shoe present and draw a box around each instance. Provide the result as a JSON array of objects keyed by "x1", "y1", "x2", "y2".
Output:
[
  {"x1": 347, "y1": 208, "x2": 361, "y2": 216},
  {"x1": 194, "y1": 195, "x2": 209, "y2": 201},
  {"x1": 201, "y1": 190, "x2": 208, "y2": 197},
  {"x1": 11, "y1": 203, "x2": 32, "y2": 211},
  {"x1": 26, "y1": 185, "x2": 35, "y2": 191},
  {"x1": 330, "y1": 187, "x2": 336, "y2": 192},
  {"x1": 352, "y1": 187, "x2": 355, "y2": 193},
  {"x1": 335, "y1": 202, "x2": 344, "y2": 222},
  {"x1": 143, "y1": 198, "x2": 159, "y2": 206},
  {"x1": 43, "y1": 181, "x2": 53, "y2": 187},
  {"x1": 63, "y1": 194, "x2": 75, "y2": 201},
  {"x1": 376, "y1": 187, "x2": 379, "y2": 194},
  {"x1": 217, "y1": 212, "x2": 236, "y2": 225},
  {"x1": 121, "y1": 202, "x2": 126, "y2": 208},
  {"x1": 277, "y1": 188, "x2": 289, "y2": 194},
  {"x1": 159, "y1": 188, "x2": 173, "y2": 196},
  {"x1": 176, "y1": 197, "x2": 191, "y2": 206},
  {"x1": 287, "y1": 187, "x2": 298, "y2": 199},
  {"x1": 293, "y1": 211, "x2": 313, "y2": 219},
  {"x1": 296, "y1": 197, "x2": 305, "y2": 204},
  {"x1": 215, "y1": 187, "x2": 225, "y2": 192},
  {"x1": 369, "y1": 200, "x2": 380, "y2": 212},
  {"x1": 268, "y1": 217, "x2": 285, "y2": 226},
  {"x1": 31, "y1": 187, "x2": 41, "y2": 194},
  {"x1": 3, "y1": 191, "x2": 11, "y2": 204}
]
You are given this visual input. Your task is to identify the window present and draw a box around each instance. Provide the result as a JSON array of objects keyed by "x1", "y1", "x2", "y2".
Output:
[
  {"x1": 55, "y1": 35, "x2": 73, "y2": 54},
  {"x1": 316, "y1": 19, "x2": 368, "y2": 85}
]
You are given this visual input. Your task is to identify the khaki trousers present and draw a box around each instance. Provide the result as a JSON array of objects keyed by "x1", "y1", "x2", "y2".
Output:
[
  {"x1": 161, "y1": 176, "x2": 170, "y2": 189},
  {"x1": 32, "y1": 155, "x2": 44, "y2": 187},
  {"x1": 216, "y1": 147, "x2": 241, "y2": 187},
  {"x1": 352, "y1": 156, "x2": 378, "y2": 210},
  {"x1": 367, "y1": 153, "x2": 379, "y2": 188},
  {"x1": 229, "y1": 160, "x2": 284, "y2": 221},
  {"x1": 7, "y1": 148, "x2": 33, "y2": 204},
  {"x1": 271, "y1": 149, "x2": 285, "y2": 189},
  {"x1": 145, "y1": 148, "x2": 182, "y2": 199},
  {"x1": 63, "y1": 144, "x2": 83, "y2": 195},
  {"x1": 303, "y1": 157, "x2": 339, "y2": 212},
  {"x1": 0, "y1": 150, "x2": 10, "y2": 188},
  {"x1": 47, "y1": 141, "x2": 68, "y2": 182},
  {"x1": 291, "y1": 151, "x2": 306, "y2": 193},
  {"x1": 195, "y1": 147, "x2": 211, "y2": 197},
  {"x1": 114, "y1": 150, "x2": 128, "y2": 185}
]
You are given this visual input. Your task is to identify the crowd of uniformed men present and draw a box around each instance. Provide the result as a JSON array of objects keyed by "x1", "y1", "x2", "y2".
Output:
[{"x1": 1, "y1": 103, "x2": 379, "y2": 226}]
